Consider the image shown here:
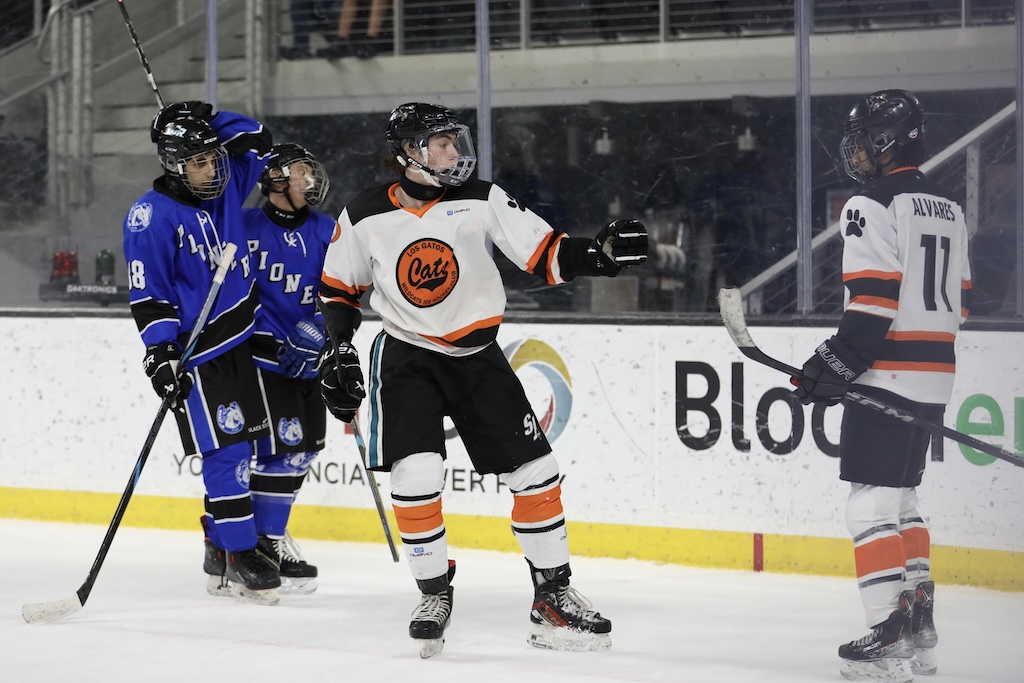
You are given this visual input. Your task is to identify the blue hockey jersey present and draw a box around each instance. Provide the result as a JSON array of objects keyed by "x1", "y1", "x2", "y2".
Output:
[
  {"x1": 123, "y1": 111, "x2": 271, "y2": 367},
  {"x1": 244, "y1": 204, "x2": 336, "y2": 378}
]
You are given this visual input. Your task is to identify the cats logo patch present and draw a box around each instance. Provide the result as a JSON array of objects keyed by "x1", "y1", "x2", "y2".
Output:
[
  {"x1": 396, "y1": 238, "x2": 459, "y2": 308},
  {"x1": 216, "y1": 401, "x2": 245, "y2": 435}
]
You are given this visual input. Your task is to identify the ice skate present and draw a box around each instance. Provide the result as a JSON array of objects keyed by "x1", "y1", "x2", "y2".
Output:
[
  {"x1": 226, "y1": 546, "x2": 281, "y2": 605},
  {"x1": 257, "y1": 532, "x2": 318, "y2": 595},
  {"x1": 200, "y1": 516, "x2": 230, "y2": 597},
  {"x1": 838, "y1": 590, "x2": 914, "y2": 682},
  {"x1": 410, "y1": 561, "x2": 456, "y2": 658},
  {"x1": 527, "y1": 561, "x2": 612, "y2": 652},
  {"x1": 910, "y1": 580, "x2": 937, "y2": 675}
]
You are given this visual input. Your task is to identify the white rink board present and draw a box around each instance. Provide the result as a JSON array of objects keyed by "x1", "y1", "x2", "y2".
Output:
[{"x1": 1, "y1": 316, "x2": 1022, "y2": 552}]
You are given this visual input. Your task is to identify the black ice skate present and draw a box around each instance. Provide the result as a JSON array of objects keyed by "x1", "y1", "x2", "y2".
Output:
[
  {"x1": 910, "y1": 580, "x2": 938, "y2": 676},
  {"x1": 409, "y1": 560, "x2": 456, "y2": 659},
  {"x1": 838, "y1": 590, "x2": 914, "y2": 682},
  {"x1": 226, "y1": 546, "x2": 281, "y2": 605},
  {"x1": 257, "y1": 532, "x2": 318, "y2": 595},
  {"x1": 200, "y1": 516, "x2": 230, "y2": 597},
  {"x1": 528, "y1": 561, "x2": 612, "y2": 652}
]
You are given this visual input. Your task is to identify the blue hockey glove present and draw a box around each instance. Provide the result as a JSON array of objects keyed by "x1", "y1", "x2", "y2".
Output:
[
  {"x1": 277, "y1": 318, "x2": 326, "y2": 378},
  {"x1": 318, "y1": 339, "x2": 365, "y2": 423},
  {"x1": 587, "y1": 219, "x2": 649, "y2": 277},
  {"x1": 143, "y1": 341, "x2": 193, "y2": 408},
  {"x1": 792, "y1": 337, "x2": 866, "y2": 406}
]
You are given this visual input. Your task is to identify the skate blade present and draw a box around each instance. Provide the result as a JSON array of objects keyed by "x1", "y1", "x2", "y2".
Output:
[
  {"x1": 280, "y1": 576, "x2": 318, "y2": 595},
  {"x1": 911, "y1": 648, "x2": 937, "y2": 676},
  {"x1": 416, "y1": 637, "x2": 445, "y2": 658},
  {"x1": 205, "y1": 574, "x2": 232, "y2": 598},
  {"x1": 840, "y1": 657, "x2": 912, "y2": 683},
  {"x1": 527, "y1": 622, "x2": 612, "y2": 652},
  {"x1": 229, "y1": 583, "x2": 280, "y2": 606}
]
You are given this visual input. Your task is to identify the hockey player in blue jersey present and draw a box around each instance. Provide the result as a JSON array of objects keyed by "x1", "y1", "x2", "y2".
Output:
[
  {"x1": 122, "y1": 101, "x2": 280, "y2": 604},
  {"x1": 243, "y1": 143, "x2": 336, "y2": 594}
]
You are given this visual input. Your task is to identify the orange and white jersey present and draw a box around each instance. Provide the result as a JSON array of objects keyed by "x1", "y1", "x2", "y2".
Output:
[
  {"x1": 841, "y1": 168, "x2": 972, "y2": 404},
  {"x1": 319, "y1": 178, "x2": 568, "y2": 356}
]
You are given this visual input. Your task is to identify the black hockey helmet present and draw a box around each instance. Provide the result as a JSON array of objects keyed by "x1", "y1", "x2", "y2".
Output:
[
  {"x1": 259, "y1": 142, "x2": 330, "y2": 207},
  {"x1": 840, "y1": 89, "x2": 925, "y2": 183},
  {"x1": 385, "y1": 102, "x2": 476, "y2": 187},
  {"x1": 156, "y1": 116, "x2": 230, "y2": 199}
]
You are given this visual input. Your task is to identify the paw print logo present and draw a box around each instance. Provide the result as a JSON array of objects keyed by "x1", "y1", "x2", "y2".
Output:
[{"x1": 845, "y1": 209, "x2": 865, "y2": 237}]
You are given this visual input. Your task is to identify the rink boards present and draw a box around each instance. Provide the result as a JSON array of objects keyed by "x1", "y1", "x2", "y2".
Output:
[{"x1": 0, "y1": 315, "x2": 1021, "y2": 590}]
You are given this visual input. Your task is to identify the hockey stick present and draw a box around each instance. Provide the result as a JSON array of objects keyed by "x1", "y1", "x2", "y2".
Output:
[
  {"x1": 718, "y1": 287, "x2": 1024, "y2": 469},
  {"x1": 115, "y1": 0, "x2": 165, "y2": 108},
  {"x1": 350, "y1": 416, "x2": 400, "y2": 562},
  {"x1": 22, "y1": 244, "x2": 238, "y2": 624}
]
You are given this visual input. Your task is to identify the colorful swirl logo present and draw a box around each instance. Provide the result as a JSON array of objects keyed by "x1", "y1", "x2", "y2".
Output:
[{"x1": 503, "y1": 338, "x2": 573, "y2": 443}]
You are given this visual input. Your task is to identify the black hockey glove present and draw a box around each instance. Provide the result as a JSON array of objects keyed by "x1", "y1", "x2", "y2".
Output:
[
  {"x1": 318, "y1": 339, "x2": 365, "y2": 423},
  {"x1": 143, "y1": 342, "x2": 194, "y2": 408},
  {"x1": 587, "y1": 219, "x2": 649, "y2": 277},
  {"x1": 277, "y1": 318, "x2": 326, "y2": 379},
  {"x1": 792, "y1": 336, "x2": 866, "y2": 406},
  {"x1": 150, "y1": 100, "x2": 214, "y2": 142}
]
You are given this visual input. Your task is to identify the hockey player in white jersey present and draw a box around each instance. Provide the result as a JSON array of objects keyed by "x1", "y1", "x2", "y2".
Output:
[
  {"x1": 793, "y1": 90, "x2": 971, "y2": 682},
  {"x1": 317, "y1": 102, "x2": 647, "y2": 657}
]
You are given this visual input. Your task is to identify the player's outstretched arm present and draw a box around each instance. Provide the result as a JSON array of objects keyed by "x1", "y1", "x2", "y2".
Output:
[{"x1": 556, "y1": 218, "x2": 649, "y2": 279}]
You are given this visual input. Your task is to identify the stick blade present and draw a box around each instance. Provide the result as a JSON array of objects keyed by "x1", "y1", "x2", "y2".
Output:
[
  {"x1": 22, "y1": 595, "x2": 83, "y2": 624},
  {"x1": 717, "y1": 287, "x2": 756, "y2": 348}
]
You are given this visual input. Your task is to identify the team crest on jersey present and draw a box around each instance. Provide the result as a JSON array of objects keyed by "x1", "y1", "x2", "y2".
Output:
[
  {"x1": 277, "y1": 417, "x2": 304, "y2": 446},
  {"x1": 396, "y1": 238, "x2": 459, "y2": 307},
  {"x1": 126, "y1": 202, "x2": 153, "y2": 232},
  {"x1": 216, "y1": 402, "x2": 245, "y2": 435}
]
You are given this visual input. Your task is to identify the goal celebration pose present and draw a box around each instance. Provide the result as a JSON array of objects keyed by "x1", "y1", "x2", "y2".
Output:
[
  {"x1": 793, "y1": 89, "x2": 971, "y2": 682},
  {"x1": 316, "y1": 102, "x2": 647, "y2": 656}
]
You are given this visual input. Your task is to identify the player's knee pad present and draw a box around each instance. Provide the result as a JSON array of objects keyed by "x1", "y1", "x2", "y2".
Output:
[
  {"x1": 254, "y1": 450, "x2": 319, "y2": 476},
  {"x1": 201, "y1": 441, "x2": 253, "y2": 495},
  {"x1": 898, "y1": 486, "x2": 922, "y2": 520},
  {"x1": 500, "y1": 453, "x2": 560, "y2": 493},
  {"x1": 390, "y1": 452, "x2": 445, "y2": 497},
  {"x1": 845, "y1": 482, "x2": 903, "y2": 539}
]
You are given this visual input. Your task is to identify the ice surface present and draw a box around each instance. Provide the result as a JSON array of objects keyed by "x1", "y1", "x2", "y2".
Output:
[{"x1": 3, "y1": 519, "x2": 1021, "y2": 682}]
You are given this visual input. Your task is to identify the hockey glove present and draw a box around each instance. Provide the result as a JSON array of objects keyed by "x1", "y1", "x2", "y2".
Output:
[
  {"x1": 318, "y1": 340, "x2": 365, "y2": 423},
  {"x1": 587, "y1": 219, "x2": 649, "y2": 277},
  {"x1": 792, "y1": 336, "x2": 866, "y2": 406},
  {"x1": 150, "y1": 100, "x2": 214, "y2": 142},
  {"x1": 277, "y1": 318, "x2": 326, "y2": 379},
  {"x1": 143, "y1": 342, "x2": 194, "y2": 408}
]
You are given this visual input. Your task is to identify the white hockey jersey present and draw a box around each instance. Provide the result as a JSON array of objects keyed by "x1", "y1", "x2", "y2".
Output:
[
  {"x1": 319, "y1": 179, "x2": 569, "y2": 356},
  {"x1": 840, "y1": 167, "x2": 972, "y2": 404}
]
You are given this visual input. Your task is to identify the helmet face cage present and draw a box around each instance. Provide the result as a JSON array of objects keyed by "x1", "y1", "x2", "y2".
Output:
[
  {"x1": 840, "y1": 89, "x2": 924, "y2": 183},
  {"x1": 386, "y1": 103, "x2": 478, "y2": 186},
  {"x1": 261, "y1": 143, "x2": 331, "y2": 207},
  {"x1": 157, "y1": 118, "x2": 230, "y2": 199},
  {"x1": 406, "y1": 124, "x2": 477, "y2": 186}
]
